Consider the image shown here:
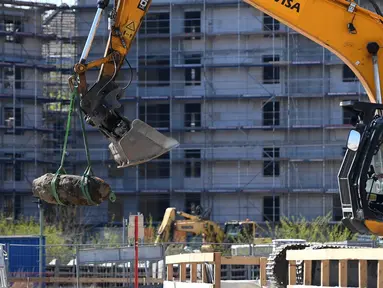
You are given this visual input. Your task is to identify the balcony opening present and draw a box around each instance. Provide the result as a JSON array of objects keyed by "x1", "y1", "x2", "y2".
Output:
[
  {"x1": 184, "y1": 103, "x2": 201, "y2": 129},
  {"x1": 263, "y1": 196, "x2": 280, "y2": 222},
  {"x1": 263, "y1": 55, "x2": 280, "y2": 84},
  {"x1": 3, "y1": 67, "x2": 23, "y2": 89},
  {"x1": 185, "y1": 149, "x2": 201, "y2": 178},
  {"x1": 263, "y1": 147, "x2": 280, "y2": 177},
  {"x1": 4, "y1": 107, "x2": 23, "y2": 135},
  {"x1": 263, "y1": 14, "x2": 280, "y2": 31},
  {"x1": 141, "y1": 12, "x2": 169, "y2": 34},
  {"x1": 185, "y1": 54, "x2": 202, "y2": 86},
  {"x1": 263, "y1": 13, "x2": 280, "y2": 38},
  {"x1": 4, "y1": 19, "x2": 22, "y2": 43},
  {"x1": 184, "y1": 11, "x2": 201, "y2": 40},
  {"x1": 262, "y1": 101, "x2": 280, "y2": 126},
  {"x1": 342, "y1": 64, "x2": 357, "y2": 82}
]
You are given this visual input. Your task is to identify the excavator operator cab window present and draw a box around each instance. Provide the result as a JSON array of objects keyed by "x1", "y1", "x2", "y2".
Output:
[
  {"x1": 347, "y1": 113, "x2": 383, "y2": 217},
  {"x1": 224, "y1": 223, "x2": 241, "y2": 236},
  {"x1": 338, "y1": 102, "x2": 383, "y2": 235},
  {"x1": 365, "y1": 144, "x2": 383, "y2": 213}
]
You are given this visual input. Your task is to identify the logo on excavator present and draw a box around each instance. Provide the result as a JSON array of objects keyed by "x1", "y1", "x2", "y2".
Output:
[
  {"x1": 274, "y1": 0, "x2": 301, "y2": 12},
  {"x1": 137, "y1": 0, "x2": 149, "y2": 11},
  {"x1": 180, "y1": 225, "x2": 194, "y2": 229}
]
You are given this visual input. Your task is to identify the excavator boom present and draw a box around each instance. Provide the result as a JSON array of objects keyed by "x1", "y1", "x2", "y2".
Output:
[
  {"x1": 71, "y1": 0, "x2": 179, "y2": 169},
  {"x1": 154, "y1": 207, "x2": 224, "y2": 244},
  {"x1": 155, "y1": 207, "x2": 177, "y2": 243},
  {"x1": 244, "y1": 0, "x2": 383, "y2": 104}
]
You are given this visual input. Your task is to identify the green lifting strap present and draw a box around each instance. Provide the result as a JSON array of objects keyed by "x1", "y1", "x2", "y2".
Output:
[
  {"x1": 50, "y1": 80, "x2": 77, "y2": 206},
  {"x1": 76, "y1": 94, "x2": 116, "y2": 204},
  {"x1": 77, "y1": 95, "x2": 97, "y2": 206},
  {"x1": 50, "y1": 76, "x2": 117, "y2": 206}
]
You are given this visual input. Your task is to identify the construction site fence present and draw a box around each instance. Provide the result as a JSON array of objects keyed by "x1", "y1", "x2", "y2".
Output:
[
  {"x1": 164, "y1": 251, "x2": 268, "y2": 288},
  {"x1": 1, "y1": 241, "x2": 271, "y2": 288},
  {"x1": 286, "y1": 247, "x2": 383, "y2": 288}
]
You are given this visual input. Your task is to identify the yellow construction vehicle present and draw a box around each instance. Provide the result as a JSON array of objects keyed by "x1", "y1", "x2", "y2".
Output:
[{"x1": 154, "y1": 207, "x2": 257, "y2": 246}]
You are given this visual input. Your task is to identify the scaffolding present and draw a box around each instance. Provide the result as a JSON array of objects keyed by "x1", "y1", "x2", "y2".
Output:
[
  {"x1": 0, "y1": 0, "x2": 76, "y2": 220},
  {"x1": 0, "y1": 0, "x2": 372, "y2": 226}
]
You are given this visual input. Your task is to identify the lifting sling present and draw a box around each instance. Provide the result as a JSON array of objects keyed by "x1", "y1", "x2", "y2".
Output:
[{"x1": 50, "y1": 75, "x2": 116, "y2": 206}]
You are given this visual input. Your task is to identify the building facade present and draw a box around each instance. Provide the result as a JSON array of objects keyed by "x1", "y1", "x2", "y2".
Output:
[{"x1": 0, "y1": 0, "x2": 371, "y2": 227}]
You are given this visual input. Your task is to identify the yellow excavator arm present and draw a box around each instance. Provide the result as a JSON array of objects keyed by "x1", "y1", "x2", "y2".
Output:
[
  {"x1": 70, "y1": 0, "x2": 179, "y2": 169},
  {"x1": 74, "y1": 0, "x2": 149, "y2": 88},
  {"x1": 154, "y1": 207, "x2": 225, "y2": 244},
  {"x1": 245, "y1": 0, "x2": 383, "y2": 104},
  {"x1": 155, "y1": 208, "x2": 177, "y2": 244}
]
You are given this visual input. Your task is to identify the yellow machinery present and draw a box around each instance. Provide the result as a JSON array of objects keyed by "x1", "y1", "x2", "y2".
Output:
[{"x1": 154, "y1": 207, "x2": 257, "y2": 245}]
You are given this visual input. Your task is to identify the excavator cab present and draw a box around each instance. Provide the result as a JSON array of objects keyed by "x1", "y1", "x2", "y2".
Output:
[
  {"x1": 338, "y1": 100, "x2": 383, "y2": 235},
  {"x1": 224, "y1": 220, "x2": 256, "y2": 242}
]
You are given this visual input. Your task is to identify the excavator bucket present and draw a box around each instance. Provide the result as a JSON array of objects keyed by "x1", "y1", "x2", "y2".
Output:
[{"x1": 109, "y1": 119, "x2": 179, "y2": 168}]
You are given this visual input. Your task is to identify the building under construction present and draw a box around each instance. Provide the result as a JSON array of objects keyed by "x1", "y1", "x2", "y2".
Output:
[{"x1": 0, "y1": 0, "x2": 370, "y2": 227}]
